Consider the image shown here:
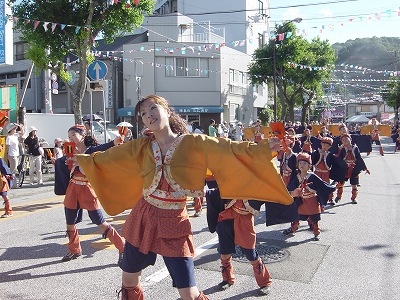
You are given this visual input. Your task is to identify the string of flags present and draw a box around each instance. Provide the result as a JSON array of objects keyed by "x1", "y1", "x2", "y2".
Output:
[
  {"x1": 6, "y1": 4, "x2": 400, "y2": 83},
  {"x1": 6, "y1": 5, "x2": 400, "y2": 52},
  {"x1": 287, "y1": 62, "x2": 400, "y2": 77},
  {"x1": 271, "y1": 7, "x2": 400, "y2": 39},
  {"x1": 59, "y1": 47, "x2": 400, "y2": 82},
  {"x1": 105, "y1": 0, "x2": 140, "y2": 9}
]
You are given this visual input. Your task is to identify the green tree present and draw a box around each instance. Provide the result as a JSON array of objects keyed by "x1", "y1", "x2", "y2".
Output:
[
  {"x1": 258, "y1": 106, "x2": 274, "y2": 125},
  {"x1": 248, "y1": 23, "x2": 336, "y2": 122},
  {"x1": 294, "y1": 38, "x2": 335, "y2": 123},
  {"x1": 380, "y1": 77, "x2": 400, "y2": 123},
  {"x1": 11, "y1": 0, "x2": 154, "y2": 124}
]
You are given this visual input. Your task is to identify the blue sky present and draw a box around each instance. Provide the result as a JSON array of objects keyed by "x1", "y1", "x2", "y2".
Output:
[{"x1": 269, "y1": 0, "x2": 400, "y2": 44}]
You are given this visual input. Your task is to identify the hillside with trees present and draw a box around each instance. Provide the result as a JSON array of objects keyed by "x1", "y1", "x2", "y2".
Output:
[{"x1": 330, "y1": 37, "x2": 400, "y2": 99}]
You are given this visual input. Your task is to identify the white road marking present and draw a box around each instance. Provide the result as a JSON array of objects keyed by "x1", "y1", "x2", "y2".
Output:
[{"x1": 141, "y1": 236, "x2": 219, "y2": 287}]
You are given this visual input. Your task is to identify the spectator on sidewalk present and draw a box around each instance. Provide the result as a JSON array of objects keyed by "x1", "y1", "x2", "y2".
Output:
[
  {"x1": 23, "y1": 126, "x2": 43, "y2": 185},
  {"x1": 6, "y1": 123, "x2": 24, "y2": 177},
  {"x1": 208, "y1": 119, "x2": 218, "y2": 137}
]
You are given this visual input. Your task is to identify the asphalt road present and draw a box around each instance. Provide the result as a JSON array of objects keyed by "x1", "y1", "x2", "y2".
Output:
[{"x1": 1, "y1": 137, "x2": 399, "y2": 300}]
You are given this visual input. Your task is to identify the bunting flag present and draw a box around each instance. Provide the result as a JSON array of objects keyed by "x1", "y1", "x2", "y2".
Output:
[{"x1": 6, "y1": 4, "x2": 400, "y2": 47}]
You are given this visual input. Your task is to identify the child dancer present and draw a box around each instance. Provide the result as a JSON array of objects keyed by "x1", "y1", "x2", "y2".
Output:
[
  {"x1": 311, "y1": 137, "x2": 335, "y2": 205},
  {"x1": 206, "y1": 183, "x2": 271, "y2": 295},
  {"x1": 278, "y1": 135, "x2": 297, "y2": 187},
  {"x1": 283, "y1": 153, "x2": 335, "y2": 240},
  {"x1": 58, "y1": 125, "x2": 125, "y2": 263},
  {"x1": 334, "y1": 134, "x2": 370, "y2": 204}
]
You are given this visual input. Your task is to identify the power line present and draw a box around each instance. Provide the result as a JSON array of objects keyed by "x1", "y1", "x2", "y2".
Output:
[{"x1": 149, "y1": 0, "x2": 359, "y2": 17}]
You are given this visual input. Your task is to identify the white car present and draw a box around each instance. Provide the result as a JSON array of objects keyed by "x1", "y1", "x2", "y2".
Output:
[{"x1": 91, "y1": 121, "x2": 119, "y2": 143}]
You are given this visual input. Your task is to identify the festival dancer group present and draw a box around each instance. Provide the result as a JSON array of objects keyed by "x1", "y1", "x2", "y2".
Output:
[{"x1": 34, "y1": 95, "x2": 376, "y2": 299}]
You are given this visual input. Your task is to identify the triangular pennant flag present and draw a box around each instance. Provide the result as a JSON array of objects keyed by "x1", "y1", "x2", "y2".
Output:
[
  {"x1": 43, "y1": 21, "x2": 49, "y2": 31},
  {"x1": 51, "y1": 23, "x2": 57, "y2": 32},
  {"x1": 33, "y1": 20, "x2": 40, "y2": 30},
  {"x1": 61, "y1": 24, "x2": 66, "y2": 30},
  {"x1": 24, "y1": 19, "x2": 30, "y2": 25},
  {"x1": 75, "y1": 26, "x2": 81, "y2": 34},
  {"x1": 134, "y1": 0, "x2": 139, "y2": 5}
]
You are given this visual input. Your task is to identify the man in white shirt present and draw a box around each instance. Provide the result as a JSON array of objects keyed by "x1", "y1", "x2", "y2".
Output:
[{"x1": 5, "y1": 123, "x2": 24, "y2": 176}]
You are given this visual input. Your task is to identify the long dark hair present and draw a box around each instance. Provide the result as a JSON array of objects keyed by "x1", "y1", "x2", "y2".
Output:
[{"x1": 134, "y1": 95, "x2": 189, "y2": 135}]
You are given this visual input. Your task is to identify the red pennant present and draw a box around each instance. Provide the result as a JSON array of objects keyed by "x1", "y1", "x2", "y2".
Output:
[{"x1": 134, "y1": 0, "x2": 139, "y2": 5}]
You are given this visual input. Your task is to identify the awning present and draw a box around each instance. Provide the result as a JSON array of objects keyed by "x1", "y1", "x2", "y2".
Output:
[
  {"x1": 345, "y1": 115, "x2": 370, "y2": 123},
  {"x1": 173, "y1": 106, "x2": 224, "y2": 114},
  {"x1": 117, "y1": 107, "x2": 135, "y2": 117}
]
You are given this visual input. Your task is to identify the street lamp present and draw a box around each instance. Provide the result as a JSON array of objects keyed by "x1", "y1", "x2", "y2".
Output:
[{"x1": 272, "y1": 17, "x2": 302, "y2": 121}]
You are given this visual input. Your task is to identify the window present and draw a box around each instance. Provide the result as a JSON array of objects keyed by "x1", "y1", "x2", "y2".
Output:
[
  {"x1": 20, "y1": 72, "x2": 27, "y2": 77},
  {"x1": 229, "y1": 69, "x2": 247, "y2": 95},
  {"x1": 20, "y1": 79, "x2": 31, "y2": 89},
  {"x1": 253, "y1": 84, "x2": 264, "y2": 96},
  {"x1": 0, "y1": 74, "x2": 5, "y2": 80},
  {"x1": 166, "y1": 57, "x2": 209, "y2": 77},
  {"x1": 134, "y1": 58, "x2": 143, "y2": 77},
  {"x1": 7, "y1": 73, "x2": 17, "y2": 79},
  {"x1": 0, "y1": 82, "x2": 5, "y2": 86},
  {"x1": 15, "y1": 42, "x2": 27, "y2": 61},
  {"x1": 258, "y1": 33, "x2": 264, "y2": 47},
  {"x1": 230, "y1": 103, "x2": 239, "y2": 121},
  {"x1": 171, "y1": 0, "x2": 177, "y2": 12},
  {"x1": 258, "y1": 0, "x2": 264, "y2": 16}
]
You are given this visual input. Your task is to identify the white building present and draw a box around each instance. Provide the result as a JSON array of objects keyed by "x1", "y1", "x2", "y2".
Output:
[
  {"x1": 152, "y1": 0, "x2": 270, "y2": 55},
  {"x1": 119, "y1": 13, "x2": 267, "y2": 131}
]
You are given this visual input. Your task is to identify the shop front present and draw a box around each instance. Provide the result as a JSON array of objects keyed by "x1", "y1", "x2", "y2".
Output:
[{"x1": 173, "y1": 106, "x2": 224, "y2": 133}]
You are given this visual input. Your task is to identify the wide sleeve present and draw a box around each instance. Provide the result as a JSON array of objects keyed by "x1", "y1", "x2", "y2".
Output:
[
  {"x1": 205, "y1": 188, "x2": 226, "y2": 233},
  {"x1": 76, "y1": 139, "x2": 150, "y2": 215},
  {"x1": 182, "y1": 135, "x2": 293, "y2": 205},
  {"x1": 353, "y1": 146, "x2": 367, "y2": 175},
  {"x1": 309, "y1": 174, "x2": 336, "y2": 206}
]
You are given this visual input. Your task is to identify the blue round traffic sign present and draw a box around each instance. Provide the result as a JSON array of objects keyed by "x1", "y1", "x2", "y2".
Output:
[{"x1": 87, "y1": 60, "x2": 108, "y2": 80}]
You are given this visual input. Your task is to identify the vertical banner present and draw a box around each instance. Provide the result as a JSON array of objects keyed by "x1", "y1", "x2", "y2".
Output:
[{"x1": 0, "y1": 0, "x2": 13, "y2": 65}]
